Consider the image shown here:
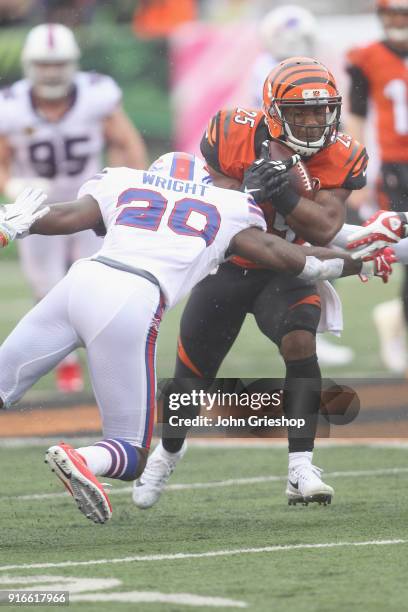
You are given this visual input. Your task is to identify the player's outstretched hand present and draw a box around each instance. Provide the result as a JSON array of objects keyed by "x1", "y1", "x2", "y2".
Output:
[
  {"x1": 360, "y1": 246, "x2": 398, "y2": 284},
  {"x1": 347, "y1": 210, "x2": 408, "y2": 260},
  {"x1": 0, "y1": 187, "x2": 49, "y2": 248}
]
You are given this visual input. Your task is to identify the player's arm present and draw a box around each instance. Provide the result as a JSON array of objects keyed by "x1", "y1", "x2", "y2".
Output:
[
  {"x1": 229, "y1": 227, "x2": 394, "y2": 282},
  {"x1": 229, "y1": 227, "x2": 358, "y2": 279},
  {"x1": 284, "y1": 188, "x2": 349, "y2": 246},
  {"x1": 30, "y1": 195, "x2": 102, "y2": 235},
  {"x1": 103, "y1": 105, "x2": 149, "y2": 169}
]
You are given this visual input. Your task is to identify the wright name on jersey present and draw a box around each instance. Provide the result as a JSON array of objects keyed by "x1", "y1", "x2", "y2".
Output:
[{"x1": 78, "y1": 166, "x2": 266, "y2": 307}]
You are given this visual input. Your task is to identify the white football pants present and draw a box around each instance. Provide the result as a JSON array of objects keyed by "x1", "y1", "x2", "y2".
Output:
[
  {"x1": 17, "y1": 231, "x2": 102, "y2": 299},
  {"x1": 0, "y1": 260, "x2": 165, "y2": 448}
]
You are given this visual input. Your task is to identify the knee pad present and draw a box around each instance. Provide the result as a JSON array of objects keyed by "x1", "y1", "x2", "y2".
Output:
[{"x1": 281, "y1": 303, "x2": 321, "y2": 343}]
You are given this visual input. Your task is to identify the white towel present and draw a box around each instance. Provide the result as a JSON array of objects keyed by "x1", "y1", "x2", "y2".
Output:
[{"x1": 316, "y1": 280, "x2": 343, "y2": 336}]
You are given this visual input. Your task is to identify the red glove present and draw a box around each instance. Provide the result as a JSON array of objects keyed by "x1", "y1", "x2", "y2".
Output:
[
  {"x1": 347, "y1": 210, "x2": 408, "y2": 259},
  {"x1": 360, "y1": 247, "x2": 398, "y2": 284}
]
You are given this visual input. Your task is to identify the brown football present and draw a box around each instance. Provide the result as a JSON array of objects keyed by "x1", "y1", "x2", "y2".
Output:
[{"x1": 268, "y1": 139, "x2": 318, "y2": 199}]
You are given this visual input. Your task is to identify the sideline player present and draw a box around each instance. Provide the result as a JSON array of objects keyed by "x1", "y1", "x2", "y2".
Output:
[
  {"x1": 0, "y1": 23, "x2": 148, "y2": 392},
  {"x1": 135, "y1": 57, "x2": 369, "y2": 509},
  {"x1": 0, "y1": 153, "x2": 379, "y2": 523},
  {"x1": 346, "y1": 0, "x2": 408, "y2": 372}
]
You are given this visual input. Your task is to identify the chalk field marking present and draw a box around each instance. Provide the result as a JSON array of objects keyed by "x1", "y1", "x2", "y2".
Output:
[
  {"x1": 2, "y1": 437, "x2": 408, "y2": 448},
  {"x1": 0, "y1": 575, "x2": 247, "y2": 608},
  {"x1": 0, "y1": 540, "x2": 406, "y2": 573},
  {"x1": 3, "y1": 466, "x2": 408, "y2": 503},
  {"x1": 70, "y1": 592, "x2": 247, "y2": 607}
]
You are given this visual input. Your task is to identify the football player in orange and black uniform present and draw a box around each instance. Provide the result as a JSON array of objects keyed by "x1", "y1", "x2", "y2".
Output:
[
  {"x1": 134, "y1": 57, "x2": 368, "y2": 508},
  {"x1": 347, "y1": 0, "x2": 408, "y2": 372}
]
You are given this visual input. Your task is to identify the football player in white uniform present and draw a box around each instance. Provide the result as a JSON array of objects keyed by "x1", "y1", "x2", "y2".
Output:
[
  {"x1": 0, "y1": 23, "x2": 148, "y2": 392},
  {"x1": 251, "y1": 6, "x2": 318, "y2": 108},
  {"x1": 0, "y1": 151, "x2": 376, "y2": 523}
]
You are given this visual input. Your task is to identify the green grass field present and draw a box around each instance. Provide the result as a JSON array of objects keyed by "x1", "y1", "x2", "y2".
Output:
[
  {"x1": 0, "y1": 442, "x2": 407, "y2": 611},
  {"x1": 0, "y1": 258, "x2": 403, "y2": 396}
]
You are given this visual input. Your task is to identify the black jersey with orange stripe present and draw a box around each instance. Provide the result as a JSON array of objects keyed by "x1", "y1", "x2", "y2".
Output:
[{"x1": 200, "y1": 108, "x2": 368, "y2": 191}]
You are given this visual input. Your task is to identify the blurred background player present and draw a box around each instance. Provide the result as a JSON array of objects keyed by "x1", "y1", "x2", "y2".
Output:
[
  {"x1": 251, "y1": 5, "x2": 354, "y2": 367},
  {"x1": 0, "y1": 23, "x2": 148, "y2": 391},
  {"x1": 346, "y1": 0, "x2": 408, "y2": 373},
  {"x1": 251, "y1": 5, "x2": 318, "y2": 108}
]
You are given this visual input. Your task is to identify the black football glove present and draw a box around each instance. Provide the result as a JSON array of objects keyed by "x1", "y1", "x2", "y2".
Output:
[{"x1": 241, "y1": 142, "x2": 301, "y2": 216}]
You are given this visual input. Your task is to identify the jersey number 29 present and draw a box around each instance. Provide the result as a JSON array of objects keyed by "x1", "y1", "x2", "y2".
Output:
[{"x1": 115, "y1": 188, "x2": 221, "y2": 246}]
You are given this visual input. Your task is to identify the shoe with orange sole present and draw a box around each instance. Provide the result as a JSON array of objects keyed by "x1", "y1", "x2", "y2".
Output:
[{"x1": 45, "y1": 442, "x2": 112, "y2": 524}]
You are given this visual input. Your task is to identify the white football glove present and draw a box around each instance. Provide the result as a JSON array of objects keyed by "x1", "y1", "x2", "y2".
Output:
[
  {"x1": 347, "y1": 210, "x2": 408, "y2": 260},
  {"x1": 0, "y1": 187, "x2": 49, "y2": 248}
]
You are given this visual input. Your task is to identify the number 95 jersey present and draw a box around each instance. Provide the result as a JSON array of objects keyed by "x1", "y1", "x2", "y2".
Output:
[
  {"x1": 78, "y1": 166, "x2": 266, "y2": 307},
  {"x1": 0, "y1": 72, "x2": 121, "y2": 200}
]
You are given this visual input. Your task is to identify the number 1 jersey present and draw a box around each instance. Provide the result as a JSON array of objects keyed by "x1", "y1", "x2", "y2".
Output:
[
  {"x1": 0, "y1": 72, "x2": 121, "y2": 200},
  {"x1": 78, "y1": 167, "x2": 266, "y2": 307}
]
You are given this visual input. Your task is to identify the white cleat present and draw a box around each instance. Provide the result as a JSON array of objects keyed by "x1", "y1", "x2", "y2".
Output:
[
  {"x1": 133, "y1": 441, "x2": 187, "y2": 509},
  {"x1": 45, "y1": 442, "x2": 112, "y2": 524},
  {"x1": 316, "y1": 335, "x2": 354, "y2": 367},
  {"x1": 373, "y1": 299, "x2": 406, "y2": 373},
  {"x1": 286, "y1": 463, "x2": 334, "y2": 506}
]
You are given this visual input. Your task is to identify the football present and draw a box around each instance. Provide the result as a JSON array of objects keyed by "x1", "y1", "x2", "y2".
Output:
[{"x1": 268, "y1": 139, "x2": 318, "y2": 199}]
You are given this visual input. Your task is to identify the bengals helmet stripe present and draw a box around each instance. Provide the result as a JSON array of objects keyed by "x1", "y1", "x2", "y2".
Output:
[{"x1": 263, "y1": 56, "x2": 342, "y2": 157}]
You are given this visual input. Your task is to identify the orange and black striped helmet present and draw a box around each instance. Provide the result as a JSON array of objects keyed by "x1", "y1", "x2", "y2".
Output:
[{"x1": 262, "y1": 56, "x2": 342, "y2": 157}]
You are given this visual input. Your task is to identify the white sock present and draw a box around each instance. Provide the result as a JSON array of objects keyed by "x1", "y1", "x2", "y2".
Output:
[
  {"x1": 289, "y1": 451, "x2": 313, "y2": 470},
  {"x1": 76, "y1": 445, "x2": 111, "y2": 476}
]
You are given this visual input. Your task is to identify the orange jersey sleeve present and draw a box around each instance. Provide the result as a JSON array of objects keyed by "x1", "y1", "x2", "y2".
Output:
[
  {"x1": 347, "y1": 41, "x2": 408, "y2": 163},
  {"x1": 306, "y1": 133, "x2": 368, "y2": 191},
  {"x1": 200, "y1": 108, "x2": 267, "y2": 180}
]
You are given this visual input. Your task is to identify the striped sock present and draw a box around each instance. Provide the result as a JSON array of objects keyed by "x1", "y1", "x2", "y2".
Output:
[{"x1": 77, "y1": 438, "x2": 140, "y2": 481}]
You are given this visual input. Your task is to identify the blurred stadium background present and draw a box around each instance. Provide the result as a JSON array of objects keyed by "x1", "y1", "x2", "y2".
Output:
[
  {"x1": 1, "y1": 3, "x2": 408, "y2": 611},
  {"x1": 0, "y1": 0, "x2": 404, "y2": 400}
]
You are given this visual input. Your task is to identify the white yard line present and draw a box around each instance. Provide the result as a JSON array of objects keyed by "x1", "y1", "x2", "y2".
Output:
[
  {"x1": 2, "y1": 437, "x2": 408, "y2": 448},
  {"x1": 3, "y1": 466, "x2": 408, "y2": 503},
  {"x1": 0, "y1": 540, "x2": 406, "y2": 572}
]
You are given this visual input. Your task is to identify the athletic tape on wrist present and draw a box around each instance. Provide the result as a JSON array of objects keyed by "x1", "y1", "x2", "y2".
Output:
[{"x1": 297, "y1": 256, "x2": 324, "y2": 281}]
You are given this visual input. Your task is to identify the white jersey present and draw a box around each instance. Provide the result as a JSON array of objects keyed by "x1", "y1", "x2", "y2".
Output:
[
  {"x1": 78, "y1": 167, "x2": 266, "y2": 307},
  {"x1": 0, "y1": 72, "x2": 121, "y2": 201}
]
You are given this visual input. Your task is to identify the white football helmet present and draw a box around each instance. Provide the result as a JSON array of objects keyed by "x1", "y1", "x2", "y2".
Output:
[
  {"x1": 21, "y1": 23, "x2": 80, "y2": 100},
  {"x1": 148, "y1": 152, "x2": 213, "y2": 185},
  {"x1": 259, "y1": 5, "x2": 318, "y2": 60}
]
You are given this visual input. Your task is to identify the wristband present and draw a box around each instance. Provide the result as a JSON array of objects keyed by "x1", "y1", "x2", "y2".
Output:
[
  {"x1": 298, "y1": 256, "x2": 323, "y2": 281},
  {"x1": 273, "y1": 185, "x2": 301, "y2": 217},
  {"x1": 318, "y1": 258, "x2": 345, "y2": 280}
]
